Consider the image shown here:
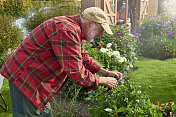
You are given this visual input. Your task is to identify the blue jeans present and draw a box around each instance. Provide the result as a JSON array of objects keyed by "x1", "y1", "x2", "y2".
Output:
[{"x1": 9, "y1": 80, "x2": 52, "y2": 117}]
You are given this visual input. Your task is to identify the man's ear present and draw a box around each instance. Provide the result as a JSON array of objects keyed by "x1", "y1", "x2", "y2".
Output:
[{"x1": 88, "y1": 20, "x2": 94, "y2": 27}]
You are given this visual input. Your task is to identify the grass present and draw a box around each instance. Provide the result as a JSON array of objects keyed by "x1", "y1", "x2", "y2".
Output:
[
  {"x1": 129, "y1": 57, "x2": 176, "y2": 104},
  {"x1": 0, "y1": 78, "x2": 12, "y2": 117}
]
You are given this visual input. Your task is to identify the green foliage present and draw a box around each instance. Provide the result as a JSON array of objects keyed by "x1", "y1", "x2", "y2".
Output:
[
  {"x1": 0, "y1": 55, "x2": 9, "y2": 68},
  {"x1": 86, "y1": 80, "x2": 162, "y2": 117},
  {"x1": 95, "y1": 24, "x2": 136, "y2": 62},
  {"x1": 23, "y1": 0, "x2": 81, "y2": 32},
  {"x1": 0, "y1": 14, "x2": 23, "y2": 57},
  {"x1": 136, "y1": 15, "x2": 176, "y2": 60},
  {"x1": 0, "y1": 0, "x2": 25, "y2": 17},
  {"x1": 84, "y1": 24, "x2": 137, "y2": 74}
]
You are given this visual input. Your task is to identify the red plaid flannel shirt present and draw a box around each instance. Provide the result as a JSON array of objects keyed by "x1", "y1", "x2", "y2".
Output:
[{"x1": 0, "y1": 15, "x2": 101, "y2": 111}]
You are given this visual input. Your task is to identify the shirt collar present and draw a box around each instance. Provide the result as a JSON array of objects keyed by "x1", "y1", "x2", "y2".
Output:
[{"x1": 67, "y1": 15, "x2": 84, "y2": 41}]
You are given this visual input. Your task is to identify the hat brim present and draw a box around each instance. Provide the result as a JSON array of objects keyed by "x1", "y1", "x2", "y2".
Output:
[{"x1": 101, "y1": 23, "x2": 113, "y2": 35}]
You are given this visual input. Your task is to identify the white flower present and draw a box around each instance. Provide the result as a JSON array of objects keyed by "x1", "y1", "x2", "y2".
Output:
[
  {"x1": 167, "y1": 21, "x2": 171, "y2": 24},
  {"x1": 152, "y1": 104, "x2": 157, "y2": 109},
  {"x1": 118, "y1": 57, "x2": 127, "y2": 63},
  {"x1": 107, "y1": 51, "x2": 113, "y2": 57},
  {"x1": 137, "y1": 90, "x2": 142, "y2": 94},
  {"x1": 134, "y1": 57, "x2": 138, "y2": 60},
  {"x1": 100, "y1": 48, "x2": 107, "y2": 53},
  {"x1": 129, "y1": 64, "x2": 133, "y2": 68},
  {"x1": 104, "y1": 108, "x2": 113, "y2": 112},
  {"x1": 170, "y1": 112, "x2": 173, "y2": 116},
  {"x1": 106, "y1": 48, "x2": 109, "y2": 52},
  {"x1": 170, "y1": 102, "x2": 174, "y2": 106},
  {"x1": 136, "y1": 100, "x2": 139, "y2": 103},
  {"x1": 106, "y1": 43, "x2": 112, "y2": 48},
  {"x1": 113, "y1": 51, "x2": 120, "y2": 58},
  {"x1": 122, "y1": 57, "x2": 127, "y2": 62},
  {"x1": 118, "y1": 57, "x2": 124, "y2": 63}
]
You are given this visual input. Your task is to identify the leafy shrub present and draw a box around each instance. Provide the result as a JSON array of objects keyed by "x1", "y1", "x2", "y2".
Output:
[
  {"x1": 0, "y1": 15, "x2": 23, "y2": 56},
  {"x1": 0, "y1": 55, "x2": 9, "y2": 68},
  {"x1": 86, "y1": 80, "x2": 162, "y2": 117},
  {"x1": 23, "y1": 0, "x2": 81, "y2": 32},
  {"x1": 0, "y1": 0, "x2": 25, "y2": 17},
  {"x1": 84, "y1": 24, "x2": 137, "y2": 74},
  {"x1": 136, "y1": 15, "x2": 176, "y2": 60}
]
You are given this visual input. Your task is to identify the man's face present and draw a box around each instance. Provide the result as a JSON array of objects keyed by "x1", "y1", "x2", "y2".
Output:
[{"x1": 84, "y1": 22, "x2": 104, "y2": 43}]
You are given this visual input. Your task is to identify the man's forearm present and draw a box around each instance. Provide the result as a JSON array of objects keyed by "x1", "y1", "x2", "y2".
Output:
[
  {"x1": 97, "y1": 68, "x2": 108, "y2": 76},
  {"x1": 97, "y1": 68, "x2": 123, "y2": 79}
]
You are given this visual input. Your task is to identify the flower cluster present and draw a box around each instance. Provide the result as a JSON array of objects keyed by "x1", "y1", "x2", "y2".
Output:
[
  {"x1": 99, "y1": 43, "x2": 127, "y2": 63},
  {"x1": 154, "y1": 102, "x2": 176, "y2": 116},
  {"x1": 84, "y1": 23, "x2": 136, "y2": 74},
  {"x1": 136, "y1": 14, "x2": 176, "y2": 60}
]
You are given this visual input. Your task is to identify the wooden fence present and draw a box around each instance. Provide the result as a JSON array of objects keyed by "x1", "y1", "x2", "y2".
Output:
[
  {"x1": 82, "y1": 0, "x2": 159, "y2": 30},
  {"x1": 81, "y1": 0, "x2": 117, "y2": 24}
]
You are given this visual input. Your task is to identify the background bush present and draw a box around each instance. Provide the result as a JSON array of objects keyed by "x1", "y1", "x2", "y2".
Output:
[
  {"x1": 136, "y1": 15, "x2": 176, "y2": 60},
  {"x1": 0, "y1": 0, "x2": 25, "y2": 17},
  {"x1": 23, "y1": 0, "x2": 81, "y2": 32},
  {"x1": 0, "y1": 14, "x2": 23, "y2": 67}
]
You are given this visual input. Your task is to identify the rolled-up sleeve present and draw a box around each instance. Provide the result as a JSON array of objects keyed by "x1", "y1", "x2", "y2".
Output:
[
  {"x1": 81, "y1": 47, "x2": 102, "y2": 73},
  {"x1": 49, "y1": 26, "x2": 99, "y2": 90}
]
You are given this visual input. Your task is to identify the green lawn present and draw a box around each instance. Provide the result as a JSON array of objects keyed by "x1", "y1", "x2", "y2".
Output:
[
  {"x1": 0, "y1": 78, "x2": 12, "y2": 117},
  {"x1": 129, "y1": 57, "x2": 176, "y2": 104}
]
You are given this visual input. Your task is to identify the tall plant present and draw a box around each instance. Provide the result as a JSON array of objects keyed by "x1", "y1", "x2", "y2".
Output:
[
  {"x1": 23, "y1": 0, "x2": 81, "y2": 32},
  {"x1": 0, "y1": 15, "x2": 23, "y2": 55},
  {"x1": 0, "y1": 15, "x2": 23, "y2": 67},
  {"x1": 0, "y1": 0, "x2": 25, "y2": 17},
  {"x1": 136, "y1": 15, "x2": 176, "y2": 60}
]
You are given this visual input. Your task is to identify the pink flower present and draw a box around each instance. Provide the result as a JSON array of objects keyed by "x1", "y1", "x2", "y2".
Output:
[
  {"x1": 116, "y1": 31, "x2": 123, "y2": 36},
  {"x1": 98, "y1": 45, "x2": 103, "y2": 50},
  {"x1": 117, "y1": 21, "x2": 121, "y2": 25}
]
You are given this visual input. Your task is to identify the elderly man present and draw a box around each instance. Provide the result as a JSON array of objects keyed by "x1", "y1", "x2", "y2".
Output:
[{"x1": 0, "y1": 7, "x2": 122, "y2": 117}]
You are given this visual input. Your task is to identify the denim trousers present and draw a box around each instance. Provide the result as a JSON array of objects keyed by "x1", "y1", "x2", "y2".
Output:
[{"x1": 9, "y1": 80, "x2": 52, "y2": 117}]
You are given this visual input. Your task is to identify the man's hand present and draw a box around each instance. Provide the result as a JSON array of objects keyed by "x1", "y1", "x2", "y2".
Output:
[
  {"x1": 108, "y1": 71, "x2": 122, "y2": 80},
  {"x1": 99, "y1": 77, "x2": 118, "y2": 90}
]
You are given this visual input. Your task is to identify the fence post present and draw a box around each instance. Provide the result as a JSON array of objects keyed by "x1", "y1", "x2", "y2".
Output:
[{"x1": 125, "y1": 0, "x2": 128, "y2": 24}]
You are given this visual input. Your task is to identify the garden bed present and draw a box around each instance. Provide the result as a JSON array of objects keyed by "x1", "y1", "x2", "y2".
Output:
[{"x1": 51, "y1": 94, "x2": 91, "y2": 117}]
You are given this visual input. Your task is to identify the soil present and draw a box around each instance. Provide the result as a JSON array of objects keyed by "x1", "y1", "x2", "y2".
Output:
[{"x1": 50, "y1": 95, "x2": 91, "y2": 117}]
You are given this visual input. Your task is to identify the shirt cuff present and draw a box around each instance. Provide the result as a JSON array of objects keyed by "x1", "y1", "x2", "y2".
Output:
[{"x1": 87, "y1": 75, "x2": 99, "y2": 90}]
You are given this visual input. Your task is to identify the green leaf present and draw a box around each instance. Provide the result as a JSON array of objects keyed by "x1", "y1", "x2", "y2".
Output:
[{"x1": 117, "y1": 107, "x2": 127, "y2": 113}]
